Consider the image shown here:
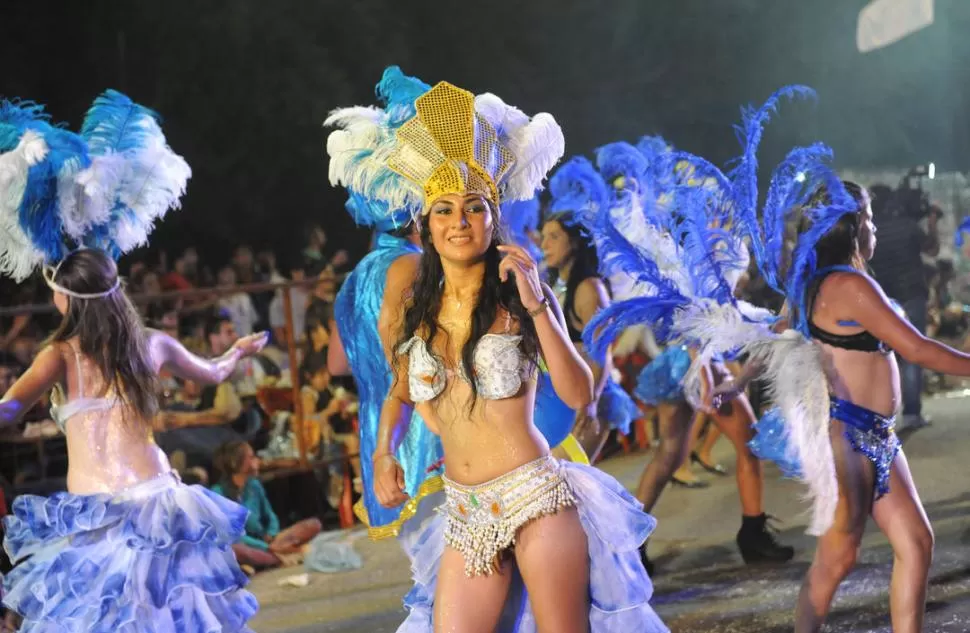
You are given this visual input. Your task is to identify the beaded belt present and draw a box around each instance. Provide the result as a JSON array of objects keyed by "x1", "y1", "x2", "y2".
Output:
[{"x1": 442, "y1": 456, "x2": 576, "y2": 577}]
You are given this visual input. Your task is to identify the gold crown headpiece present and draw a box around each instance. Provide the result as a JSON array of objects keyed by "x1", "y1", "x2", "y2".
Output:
[{"x1": 386, "y1": 81, "x2": 564, "y2": 216}]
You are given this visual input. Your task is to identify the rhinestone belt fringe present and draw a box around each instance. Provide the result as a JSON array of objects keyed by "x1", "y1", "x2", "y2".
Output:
[{"x1": 442, "y1": 456, "x2": 576, "y2": 577}]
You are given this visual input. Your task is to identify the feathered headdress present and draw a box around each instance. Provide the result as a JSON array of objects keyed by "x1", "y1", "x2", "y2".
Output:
[
  {"x1": 0, "y1": 91, "x2": 189, "y2": 283},
  {"x1": 325, "y1": 66, "x2": 429, "y2": 231},
  {"x1": 327, "y1": 67, "x2": 565, "y2": 225},
  {"x1": 595, "y1": 141, "x2": 650, "y2": 199},
  {"x1": 548, "y1": 156, "x2": 610, "y2": 227}
]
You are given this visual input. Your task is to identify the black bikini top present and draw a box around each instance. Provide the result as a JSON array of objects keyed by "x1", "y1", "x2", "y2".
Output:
[{"x1": 807, "y1": 266, "x2": 889, "y2": 353}]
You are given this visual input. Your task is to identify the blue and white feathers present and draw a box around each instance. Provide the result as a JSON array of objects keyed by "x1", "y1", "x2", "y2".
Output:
[{"x1": 0, "y1": 91, "x2": 190, "y2": 280}]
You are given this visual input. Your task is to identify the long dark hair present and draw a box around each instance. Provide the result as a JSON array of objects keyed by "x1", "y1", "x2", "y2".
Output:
[
  {"x1": 394, "y1": 201, "x2": 539, "y2": 408},
  {"x1": 542, "y1": 212, "x2": 606, "y2": 325},
  {"x1": 213, "y1": 439, "x2": 250, "y2": 500},
  {"x1": 800, "y1": 180, "x2": 870, "y2": 312},
  {"x1": 45, "y1": 249, "x2": 158, "y2": 423}
]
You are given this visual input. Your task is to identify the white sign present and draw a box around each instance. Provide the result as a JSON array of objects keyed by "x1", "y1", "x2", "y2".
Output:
[{"x1": 857, "y1": 0, "x2": 934, "y2": 53}]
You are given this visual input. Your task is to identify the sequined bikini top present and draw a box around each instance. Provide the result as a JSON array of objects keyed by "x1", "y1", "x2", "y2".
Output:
[
  {"x1": 398, "y1": 316, "x2": 535, "y2": 402},
  {"x1": 49, "y1": 344, "x2": 117, "y2": 433}
]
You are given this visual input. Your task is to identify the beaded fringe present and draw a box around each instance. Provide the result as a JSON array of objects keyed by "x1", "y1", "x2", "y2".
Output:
[{"x1": 442, "y1": 456, "x2": 577, "y2": 577}]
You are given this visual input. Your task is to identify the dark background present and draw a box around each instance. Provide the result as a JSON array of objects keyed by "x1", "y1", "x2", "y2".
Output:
[{"x1": 2, "y1": 0, "x2": 967, "y2": 264}]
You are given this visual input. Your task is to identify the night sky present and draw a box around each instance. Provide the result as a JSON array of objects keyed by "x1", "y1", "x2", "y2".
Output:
[{"x1": 2, "y1": 0, "x2": 967, "y2": 264}]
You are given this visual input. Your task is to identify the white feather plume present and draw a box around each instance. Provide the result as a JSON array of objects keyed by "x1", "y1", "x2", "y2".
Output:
[
  {"x1": 111, "y1": 129, "x2": 191, "y2": 251},
  {"x1": 325, "y1": 106, "x2": 423, "y2": 216},
  {"x1": 0, "y1": 130, "x2": 50, "y2": 281},
  {"x1": 474, "y1": 93, "x2": 564, "y2": 202},
  {"x1": 674, "y1": 300, "x2": 773, "y2": 407},
  {"x1": 744, "y1": 331, "x2": 837, "y2": 535},
  {"x1": 501, "y1": 112, "x2": 565, "y2": 201},
  {"x1": 58, "y1": 152, "x2": 124, "y2": 240}
]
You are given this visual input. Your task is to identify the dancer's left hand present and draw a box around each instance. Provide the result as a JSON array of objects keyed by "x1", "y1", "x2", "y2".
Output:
[
  {"x1": 703, "y1": 382, "x2": 742, "y2": 415},
  {"x1": 497, "y1": 245, "x2": 544, "y2": 312}
]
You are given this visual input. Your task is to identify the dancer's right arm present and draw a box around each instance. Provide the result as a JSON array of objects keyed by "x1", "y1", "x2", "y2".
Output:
[
  {"x1": 373, "y1": 254, "x2": 420, "y2": 508},
  {"x1": 834, "y1": 272, "x2": 970, "y2": 375},
  {"x1": 148, "y1": 329, "x2": 268, "y2": 385},
  {"x1": 0, "y1": 345, "x2": 64, "y2": 427}
]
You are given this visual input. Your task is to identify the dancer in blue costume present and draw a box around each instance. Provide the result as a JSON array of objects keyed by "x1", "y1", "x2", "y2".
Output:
[
  {"x1": 698, "y1": 94, "x2": 970, "y2": 631},
  {"x1": 330, "y1": 69, "x2": 667, "y2": 632},
  {"x1": 325, "y1": 67, "x2": 446, "y2": 543},
  {"x1": 504, "y1": 196, "x2": 589, "y2": 462},
  {"x1": 585, "y1": 133, "x2": 794, "y2": 572},
  {"x1": 541, "y1": 156, "x2": 640, "y2": 462},
  {"x1": 0, "y1": 92, "x2": 260, "y2": 632}
]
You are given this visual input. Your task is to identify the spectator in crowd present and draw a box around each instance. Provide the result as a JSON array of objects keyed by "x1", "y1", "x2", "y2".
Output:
[
  {"x1": 162, "y1": 247, "x2": 199, "y2": 291},
  {"x1": 302, "y1": 224, "x2": 350, "y2": 273},
  {"x1": 868, "y1": 183, "x2": 940, "y2": 428},
  {"x1": 299, "y1": 352, "x2": 358, "y2": 473},
  {"x1": 268, "y1": 257, "x2": 310, "y2": 348},
  {"x1": 211, "y1": 440, "x2": 322, "y2": 571},
  {"x1": 217, "y1": 265, "x2": 260, "y2": 336}
]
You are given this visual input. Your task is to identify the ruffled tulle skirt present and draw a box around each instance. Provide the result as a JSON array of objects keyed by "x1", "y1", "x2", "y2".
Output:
[
  {"x1": 397, "y1": 460, "x2": 669, "y2": 633},
  {"x1": 2, "y1": 471, "x2": 258, "y2": 633},
  {"x1": 634, "y1": 346, "x2": 691, "y2": 406}
]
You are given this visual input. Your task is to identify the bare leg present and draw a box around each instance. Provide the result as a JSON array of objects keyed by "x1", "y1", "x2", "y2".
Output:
[
  {"x1": 271, "y1": 517, "x2": 323, "y2": 551},
  {"x1": 232, "y1": 543, "x2": 281, "y2": 569},
  {"x1": 795, "y1": 421, "x2": 875, "y2": 633},
  {"x1": 870, "y1": 451, "x2": 934, "y2": 633},
  {"x1": 635, "y1": 401, "x2": 694, "y2": 512},
  {"x1": 433, "y1": 546, "x2": 513, "y2": 633},
  {"x1": 516, "y1": 508, "x2": 590, "y2": 633},
  {"x1": 695, "y1": 423, "x2": 722, "y2": 467},
  {"x1": 709, "y1": 394, "x2": 763, "y2": 516},
  {"x1": 672, "y1": 410, "x2": 708, "y2": 484}
]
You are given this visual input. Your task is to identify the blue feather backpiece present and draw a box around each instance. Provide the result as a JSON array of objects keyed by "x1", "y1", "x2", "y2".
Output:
[{"x1": 548, "y1": 156, "x2": 610, "y2": 224}]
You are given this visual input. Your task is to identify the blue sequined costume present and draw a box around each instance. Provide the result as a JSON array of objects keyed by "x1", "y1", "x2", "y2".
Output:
[
  {"x1": 334, "y1": 233, "x2": 445, "y2": 538},
  {"x1": 751, "y1": 399, "x2": 900, "y2": 498}
]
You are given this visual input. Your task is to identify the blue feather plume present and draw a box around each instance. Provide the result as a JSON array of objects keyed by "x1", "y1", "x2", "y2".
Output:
[
  {"x1": 19, "y1": 125, "x2": 90, "y2": 263},
  {"x1": 375, "y1": 66, "x2": 430, "y2": 128},
  {"x1": 759, "y1": 142, "x2": 835, "y2": 292},
  {"x1": 726, "y1": 85, "x2": 816, "y2": 274},
  {"x1": 0, "y1": 100, "x2": 51, "y2": 151},
  {"x1": 955, "y1": 216, "x2": 970, "y2": 247},
  {"x1": 548, "y1": 156, "x2": 610, "y2": 224},
  {"x1": 595, "y1": 142, "x2": 650, "y2": 204},
  {"x1": 583, "y1": 294, "x2": 688, "y2": 360},
  {"x1": 501, "y1": 196, "x2": 542, "y2": 260}
]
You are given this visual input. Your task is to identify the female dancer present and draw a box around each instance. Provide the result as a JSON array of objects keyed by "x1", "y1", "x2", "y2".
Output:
[
  {"x1": 714, "y1": 178, "x2": 970, "y2": 633},
  {"x1": 0, "y1": 92, "x2": 260, "y2": 631},
  {"x1": 331, "y1": 72, "x2": 666, "y2": 632},
  {"x1": 588, "y1": 139, "x2": 793, "y2": 570},
  {"x1": 541, "y1": 156, "x2": 640, "y2": 462}
]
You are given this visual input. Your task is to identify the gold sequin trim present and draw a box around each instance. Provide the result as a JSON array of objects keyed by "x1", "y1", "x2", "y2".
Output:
[{"x1": 354, "y1": 475, "x2": 445, "y2": 541}]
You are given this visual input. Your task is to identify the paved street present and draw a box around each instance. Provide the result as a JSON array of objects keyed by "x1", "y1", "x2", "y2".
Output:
[{"x1": 248, "y1": 390, "x2": 970, "y2": 632}]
